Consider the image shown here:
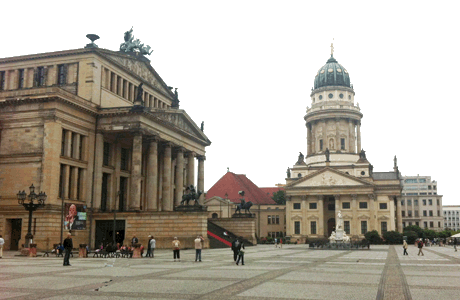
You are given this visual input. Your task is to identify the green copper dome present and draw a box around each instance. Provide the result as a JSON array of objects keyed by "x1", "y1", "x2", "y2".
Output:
[{"x1": 314, "y1": 55, "x2": 351, "y2": 89}]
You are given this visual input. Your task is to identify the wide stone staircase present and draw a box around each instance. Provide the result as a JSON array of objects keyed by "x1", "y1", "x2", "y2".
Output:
[{"x1": 207, "y1": 220, "x2": 254, "y2": 248}]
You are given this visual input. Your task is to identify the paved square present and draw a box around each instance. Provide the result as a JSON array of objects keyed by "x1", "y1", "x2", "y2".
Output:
[{"x1": 0, "y1": 244, "x2": 459, "y2": 299}]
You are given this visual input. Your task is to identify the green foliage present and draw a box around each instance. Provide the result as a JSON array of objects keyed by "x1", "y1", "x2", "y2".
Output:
[
  {"x1": 271, "y1": 190, "x2": 286, "y2": 205},
  {"x1": 364, "y1": 230, "x2": 382, "y2": 244},
  {"x1": 422, "y1": 229, "x2": 436, "y2": 240},
  {"x1": 404, "y1": 225, "x2": 423, "y2": 237},
  {"x1": 266, "y1": 236, "x2": 273, "y2": 243},
  {"x1": 382, "y1": 231, "x2": 403, "y2": 244},
  {"x1": 404, "y1": 230, "x2": 418, "y2": 244}
]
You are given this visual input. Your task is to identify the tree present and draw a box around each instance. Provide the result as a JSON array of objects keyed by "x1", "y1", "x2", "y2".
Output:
[
  {"x1": 272, "y1": 190, "x2": 286, "y2": 205},
  {"x1": 404, "y1": 225, "x2": 423, "y2": 237},
  {"x1": 404, "y1": 230, "x2": 418, "y2": 244},
  {"x1": 422, "y1": 229, "x2": 436, "y2": 240}
]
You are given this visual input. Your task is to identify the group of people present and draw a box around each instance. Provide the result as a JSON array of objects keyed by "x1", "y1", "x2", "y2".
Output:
[
  {"x1": 231, "y1": 237, "x2": 245, "y2": 265},
  {"x1": 402, "y1": 239, "x2": 426, "y2": 256}
]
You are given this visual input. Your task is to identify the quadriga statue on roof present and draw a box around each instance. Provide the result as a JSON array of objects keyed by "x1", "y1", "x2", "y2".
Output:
[{"x1": 120, "y1": 27, "x2": 153, "y2": 55}]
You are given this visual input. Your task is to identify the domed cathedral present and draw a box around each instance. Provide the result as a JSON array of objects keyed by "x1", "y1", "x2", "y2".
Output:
[{"x1": 285, "y1": 48, "x2": 403, "y2": 243}]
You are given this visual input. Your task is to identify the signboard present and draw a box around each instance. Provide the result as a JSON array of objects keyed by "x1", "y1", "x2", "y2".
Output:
[{"x1": 64, "y1": 203, "x2": 87, "y2": 230}]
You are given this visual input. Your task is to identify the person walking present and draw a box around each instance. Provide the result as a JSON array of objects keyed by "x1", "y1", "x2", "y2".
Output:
[
  {"x1": 146, "y1": 236, "x2": 153, "y2": 257},
  {"x1": 63, "y1": 233, "x2": 73, "y2": 266},
  {"x1": 280, "y1": 237, "x2": 283, "y2": 248},
  {"x1": 194, "y1": 235, "x2": 204, "y2": 262},
  {"x1": 454, "y1": 238, "x2": 458, "y2": 252},
  {"x1": 231, "y1": 237, "x2": 241, "y2": 262},
  {"x1": 150, "y1": 236, "x2": 156, "y2": 258},
  {"x1": 0, "y1": 234, "x2": 4, "y2": 258},
  {"x1": 172, "y1": 237, "x2": 181, "y2": 262},
  {"x1": 236, "y1": 238, "x2": 245, "y2": 266},
  {"x1": 274, "y1": 238, "x2": 278, "y2": 248},
  {"x1": 417, "y1": 239, "x2": 424, "y2": 256},
  {"x1": 403, "y1": 240, "x2": 408, "y2": 255}
]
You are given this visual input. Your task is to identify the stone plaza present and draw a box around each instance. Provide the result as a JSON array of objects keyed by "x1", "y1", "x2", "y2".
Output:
[{"x1": 1, "y1": 244, "x2": 459, "y2": 300}]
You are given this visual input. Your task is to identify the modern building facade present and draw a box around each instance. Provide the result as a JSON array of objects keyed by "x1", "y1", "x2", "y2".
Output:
[
  {"x1": 0, "y1": 34, "x2": 211, "y2": 250},
  {"x1": 285, "y1": 51, "x2": 403, "y2": 242},
  {"x1": 443, "y1": 206, "x2": 460, "y2": 231},
  {"x1": 400, "y1": 175, "x2": 443, "y2": 231}
]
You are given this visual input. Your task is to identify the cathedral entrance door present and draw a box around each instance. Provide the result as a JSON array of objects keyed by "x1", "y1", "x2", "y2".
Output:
[
  {"x1": 95, "y1": 220, "x2": 125, "y2": 249},
  {"x1": 327, "y1": 218, "x2": 336, "y2": 237}
]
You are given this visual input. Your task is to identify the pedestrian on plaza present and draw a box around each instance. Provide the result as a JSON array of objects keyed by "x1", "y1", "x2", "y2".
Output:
[
  {"x1": 231, "y1": 237, "x2": 242, "y2": 262},
  {"x1": 63, "y1": 233, "x2": 73, "y2": 266},
  {"x1": 0, "y1": 234, "x2": 4, "y2": 258},
  {"x1": 403, "y1": 240, "x2": 408, "y2": 255},
  {"x1": 146, "y1": 235, "x2": 153, "y2": 257},
  {"x1": 131, "y1": 235, "x2": 138, "y2": 246},
  {"x1": 277, "y1": 238, "x2": 280, "y2": 248},
  {"x1": 274, "y1": 238, "x2": 278, "y2": 248},
  {"x1": 454, "y1": 238, "x2": 458, "y2": 252},
  {"x1": 172, "y1": 237, "x2": 181, "y2": 262},
  {"x1": 194, "y1": 235, "x2": 204, "y2": 262},
  {"x1": 280, "y1": 237, "x2": 283, "y2": 248},
  {"x1": 417, "y1": 239, "x2": 424, "y2": 256},
  {"x1": 236, "y1": 238, "x2": 245, "y2": 266},
  {"x1": 149, "y1": 236, "x2": 156, "y2": 258}
]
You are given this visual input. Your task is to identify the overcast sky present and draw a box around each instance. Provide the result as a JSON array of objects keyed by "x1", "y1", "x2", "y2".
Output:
[{"x1": 3, "y1": 1, "x2": 459, "y2": 205}]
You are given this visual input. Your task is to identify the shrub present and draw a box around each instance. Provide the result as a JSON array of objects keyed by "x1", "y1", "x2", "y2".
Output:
[
  {"x1": 403, "y1": 230, "x2": 418, "y2": 244},
  {"x1": 365, "y1": 230, "x2": 382, "y2": 244},
  {"x1": 382, "y1": 231, "x2": 403, "y2": 244}
]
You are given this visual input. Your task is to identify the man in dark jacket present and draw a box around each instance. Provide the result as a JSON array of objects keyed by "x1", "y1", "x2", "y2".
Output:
[
  {"x1": 231, "y1": 237, "x2": 242, "y2": 262},
  {"x1": 63, "y1": 233, "x2": 73, "y2": 266}
]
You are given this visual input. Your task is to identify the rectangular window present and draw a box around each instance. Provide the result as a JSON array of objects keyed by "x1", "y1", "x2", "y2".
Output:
[
  {"x1": 437, "y1": 199, "x2": 440, "y2": 206},
  {"x1": 430, "y1": 221, "x2": 434, "y2": 228},
  {"x1": 276, "y1": 215, "x2": 280, "y2": 225},
  {"x1": 428, "y1": 199, "x2": 432, "y2": 205},
  {"x1": 59, "y1": 164, "x2": 65, "y2": 198},
  {"x1": 293, "y1": 203, "x2": 301, "y2": 210},
  {"x1": 408, "y1": 210, "x2": 412, "y2": 217},
  {"x1": 408, "y1": 199, "x2": 412, "y2": 206},
  {"x1": 311, "y1": 221, "x2": 317, "y2": 234},
  {"x1": 414, "y1": 199, "x2": 418, "y2": 206},
  {"x1": 58, "y1": 64, "x2": 67, "y2": 85},
  {"x1": 344, "y1": 220, "x2": 350, "y2": 234},
  {"x1": 320, "y1": 139, "x2": 323, "y2": 151},
  {"x1": 18, "y1": 69, "x2": 25, "y2": 89},
  {"x1": 416, "y1": 222, "x2": 419, "y2": 227},
  {"x1": 36, "y1": 66, "x2": 46, "y2": 86},
  {"x1": 361, "y1": 221, "x2": 367, "y2": 234},
  {"x1": 120, "y1": 148, "x2": 129, "y2": 170},
  {"x1": 294, "y1": 221, "x2": 300, "y2": 235},
  {"x1": 379, "y1": 203, "x2": 387, "y2": 210},
  {"x1": 103, "y1": 142, "x2": 110, "y2": 166},
  {"x1": 359, "y1": 202, "x2": 368, "y2": 209},
  {"x1": 437, "y1": 210, "x2": 440, "y2": 217},
  {"x1": 309, "y1": 202, "x2": 317, "y2": 209},
  {"x1": 0, "y1": 71, "x2": 5, "y2": 90},
  {"x1": 381, "y1": 222, "x2": 387, "y2": 233},
  {"x1": 101, "y1": 173, "x2": 109, "y2": 211},
  {"x1": 402, "y1": 211, "x2": 405, "y2": 217},
  {"x1": 401, "y1": 200, "x2": 404, "y2": 205},
  {"x1": 429, "y1": 210, "x2": 433, "y2": 217},
  {"x1": 341, "y1": 138, "x2": 345, "y2": 150},
  {"x1": 423, "y1": 199, "x2": 427, "y2": 205},
  {"x1": 438, "y1": 221, "x2": 441, "y2": 228},
  {"x1": 424, "y1": 221, "x2": 428, "y2": 228},
  {"x1": 423, "y1": 210, "x2": 427, "y2": 216},
  {"x1": 342, "y1": 202, "x2": 350, "y2": 209},
  {"x1": 328, "y1": 203, "x2": 335, "y2": 210},
  {"x1": 414, "y1": 210, "x2": 419, "y2": 217},
  {"x1": 267, "y1": 216, "x2": 271, "y2": 224},
  {"x1": 402, "y1": 222, "x2": 406, "y2": 228}
]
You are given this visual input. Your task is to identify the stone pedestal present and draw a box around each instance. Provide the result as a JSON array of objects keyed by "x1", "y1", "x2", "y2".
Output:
[
  {"x1": 175, "y1": 205, "x2": 207, "y2": 212},
  {"x1": 232, "y1": 213, "x2": 255, "y2": 218},
  {"x1": 335, "y1": 230, "x2": 344, "y2": 240}
]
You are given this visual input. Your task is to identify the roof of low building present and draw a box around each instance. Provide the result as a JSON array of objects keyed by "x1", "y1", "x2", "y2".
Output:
[{"x1": 206, "y1": 172, "x2": 276, "y2": 205}]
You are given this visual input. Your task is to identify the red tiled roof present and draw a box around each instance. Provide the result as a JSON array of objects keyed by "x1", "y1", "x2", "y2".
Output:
[
  {"x1": 206, "y1": 172, "x2": 276, "y2": 205},
  {"x1": 260, "y1": 187, "x2": 285, "y2": 198}
]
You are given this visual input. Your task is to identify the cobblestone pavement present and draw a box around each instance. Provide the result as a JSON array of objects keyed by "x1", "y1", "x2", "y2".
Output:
[{"x1": 0, "y1": 244, "x2": 459, "y2": 299}]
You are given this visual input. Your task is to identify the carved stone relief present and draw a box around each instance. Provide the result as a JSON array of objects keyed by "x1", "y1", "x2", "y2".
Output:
[
  {"x1": 154, "y1": 112, "x2": 196, "y2": 136},
  {"x1": 310, "y1": 174, "x2": 346, "y2": 186}
]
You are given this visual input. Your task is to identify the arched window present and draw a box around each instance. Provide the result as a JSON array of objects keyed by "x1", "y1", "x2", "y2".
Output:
[{"x1": 212, "y1": 213, "x2": 218, "y2": 219}]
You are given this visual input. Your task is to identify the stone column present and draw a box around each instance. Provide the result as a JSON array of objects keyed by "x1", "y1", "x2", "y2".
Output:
[
  {"x1": 351, "y1": 194, "x2": 358, "y2": 235},
  {"x1": 79, "y1": 168, "x2": 87, "y2": 203},
  {"x1": 64, "y1": 130, "x2": 72, "y2": 157},
  {"x1": 306, "y1": 123, "x2": 312, "y2": 156},
  {"x1": 40, "y1": 120, "x2": 62, "y2": 203},
  {"x1": 146, "y1": 138, "x2": 158, "y2": 211},
  {"x1": 129, "y1": 133, "x2": 142, "y2": 210},
  {"x1": 395, "y1": 196, "x2": 403, "y2": 233},
  {"x1": 63, "y1": 165, "x2": 70, "y2": 199},
  {"x1": 197, "y1": 155, "x2": 205, "y2": 194},
  {"x1": 112, "y1": 143, "x2": 121, "y2": 211},
  {"x1": 357, "y1": 121, "x2": 361, "y2": 152},
  {"x1": 369, "y1": 194, "x2": 377, "y2": 231},
  {"x1": 4, "y1": 70, "x2": 9, "y2": 90},
  {"x1": 92, "y1": 133, "x2": 104, "y2": 209},
  {"x1": 335, "y1": 118, "x2": 340, "y2": 151},
  {"x1": 317, "y1": 195, "x2": 324, "y2": 236},
  {"x1": 162, "y1": 143, "x2": 172, "y2": 211},
  {"x1": 187, "y1": 152, "x2": 195, "y2": 187},
  {"x1": 301, "y1": 196, "x2": 307, "y2": 234},
  {"x1": 348, "y1": 119, "x2": 353, "y2": 152},
  {"x1": 175, "y1": 148, "x2": 185, "y2": 207},
  {"x1": 322, "y1": 120, "x2": 327, "y2": 151},
  {"x1": 72, "y1": 133, "x2": 80, "y2": 159},
  {"x1": 70, "y1": 167, "x2": 79, "y2": 199}
]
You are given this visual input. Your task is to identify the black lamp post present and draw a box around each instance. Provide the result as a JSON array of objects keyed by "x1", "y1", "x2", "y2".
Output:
[
  {"x1": 17, "y1": 184, "x2": 47, "y2": 248},
  {"x1": 113, "y1": 191, "x2": 121, "y2": 246}
]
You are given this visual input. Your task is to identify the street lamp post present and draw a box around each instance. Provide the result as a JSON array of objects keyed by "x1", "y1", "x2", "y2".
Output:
[
  {"x1": 17, "y1": 184, "x2": 47, "y2": 248},
  {"x1": 113, "y1": 191, "x2": 121, "y2": 246}
]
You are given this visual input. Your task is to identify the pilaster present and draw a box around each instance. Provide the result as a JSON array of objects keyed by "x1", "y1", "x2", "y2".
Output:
[
  {"x1": 317, "y1": 195, "x2": 324, "y2": 236},
  {"x1": 162, "y1": 143, "x2": 172, "y2": 211},
  {"x1": 92, "y1": 133, "x2": 104, "y2": 209},
  {"x1": 129, "y1": 133, "x2": 142, "y2": 210},
  {"x1": 147, "y1": 138, "x2": 158, "y2": 211}
]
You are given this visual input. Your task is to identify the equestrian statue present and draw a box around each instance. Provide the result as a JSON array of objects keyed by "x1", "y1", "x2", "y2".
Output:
[
  {"x1": 235, "y1": 190, "x2": 253, "y2": 214},
  {"x1": 180, "y1": 185, "x2": 203, "y2": 206}
]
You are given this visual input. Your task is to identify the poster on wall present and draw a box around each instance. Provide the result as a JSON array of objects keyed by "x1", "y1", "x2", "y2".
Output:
[{"x1": 64, "y1": 203, "x2": 87, "y2": 230}]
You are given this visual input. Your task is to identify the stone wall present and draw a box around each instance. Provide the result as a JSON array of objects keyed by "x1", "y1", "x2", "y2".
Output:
[{"x1": 210, "y1": 218, "x2": 257, "y2": 244}]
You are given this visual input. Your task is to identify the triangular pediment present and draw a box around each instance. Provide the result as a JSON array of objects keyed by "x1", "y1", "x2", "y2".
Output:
[
  {"x1": 102, "y1": 51, "x2": 174, "y2": 99},
  {"x1": 287, "y1": 167, "x2": 374, "y2": 188},
  {"x1": 148, "y1": 109, "x2": 210, "y2": 144},
  {"x1": 204, "y1": 196, "x2": 233, "y2": 206}
]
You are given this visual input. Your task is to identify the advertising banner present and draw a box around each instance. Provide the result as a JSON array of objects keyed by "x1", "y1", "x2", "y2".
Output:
[{"x1": 64, "y1": 203, "x2": 87, "y2": 230}]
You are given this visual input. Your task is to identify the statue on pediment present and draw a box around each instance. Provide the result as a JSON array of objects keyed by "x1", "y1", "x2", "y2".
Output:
[
  {"x1": 172, "y1": 88, "x2": 180, "y2": 108},
  {"x1": 325, "y1": 148, "x2": 330, "y2": 162},
  {"x1": 295, "y1": 152, "x2": 304, "y2": 165},
  {"x1": 120, "y1": 27, "x2": 153, "y2": 55}
]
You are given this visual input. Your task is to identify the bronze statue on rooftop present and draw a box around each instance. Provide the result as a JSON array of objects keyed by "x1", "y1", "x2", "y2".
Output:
[{"x1": 120, "y1": 27, "x2": 153, "y2": 55}]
